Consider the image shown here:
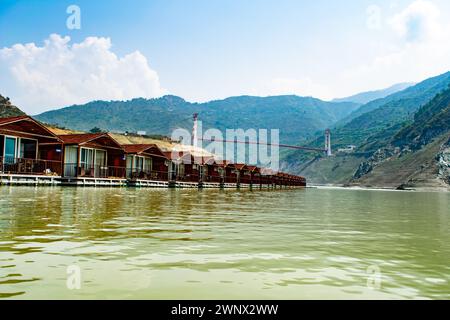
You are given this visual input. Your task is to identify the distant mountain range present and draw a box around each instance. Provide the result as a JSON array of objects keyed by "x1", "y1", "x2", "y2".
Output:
[
  {"x1": 332, "y1": 83, "x2": 414, "y2": 105},
  {"x1": 32, "y1": 81, "x2": 417, "y2": 148},
  {"x1": 35, "y1": 95, "x2": 360, "y2": 145},
  {"x1": 286, "y1": 71, "x2": 450, "y2": 189},
  {"x1": 3, "y1": 71, "x2": 450, "y2": 190}
]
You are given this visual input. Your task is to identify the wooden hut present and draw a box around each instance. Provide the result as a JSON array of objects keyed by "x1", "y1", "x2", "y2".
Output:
[
  {"x1": 58, "y1": 133, "x2": 126, "y2": 185},
  {"x1": 0, "y1": 116, "x2": 63, "y2": 181},
  {"x1": 122, "y1": 144, "x2": 169, "y2": 186}
]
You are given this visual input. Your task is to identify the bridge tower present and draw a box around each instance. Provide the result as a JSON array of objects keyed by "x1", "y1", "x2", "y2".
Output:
[
  {"x1": 192, "y1": 113, "x2": 199, "y2": 148},
  {"x1": 325, "y1": 129, "x2": 332, "y2": 156}
]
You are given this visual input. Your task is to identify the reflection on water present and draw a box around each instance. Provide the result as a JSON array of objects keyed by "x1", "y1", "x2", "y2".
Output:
[{"x1": 0, "y1": 186, "x2": 449, "y2": 299}]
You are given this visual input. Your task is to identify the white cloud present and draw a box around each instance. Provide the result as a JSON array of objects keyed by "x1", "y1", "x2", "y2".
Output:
[
  {"x1": 256, "y1": 1, "x2": 450, "y2": 102},
  {"x1": 0, "y1": 34, "x2": 167, "y2": 114},
  {"x1": 389, "y1": 0, "x2": 441, "y2": 42},
  {"x1": 340, "y1": 0, "x2": 450, "y2": 95}
]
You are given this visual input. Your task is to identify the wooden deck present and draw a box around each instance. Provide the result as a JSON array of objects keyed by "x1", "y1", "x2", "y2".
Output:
[
  {"x1": 128, "y1": 179, "x2": 170, "y2": 188},
  {"x1": 0, "y1": 174, "x2": 305, "y2": 188},
  {"x1": 60, "y1": 177, "x2": 127, "y2": 187},
  {"x1": 0, "y1": 174, "x2": 61, "y2": 185}
]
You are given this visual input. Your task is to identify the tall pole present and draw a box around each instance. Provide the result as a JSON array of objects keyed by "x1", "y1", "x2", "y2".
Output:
[
  {"x1": 325, "y1": 129, "x2": 332, "y2": 156},
  {"x1": 192, "y1": 113, "x2": 198, "y2": 148}
]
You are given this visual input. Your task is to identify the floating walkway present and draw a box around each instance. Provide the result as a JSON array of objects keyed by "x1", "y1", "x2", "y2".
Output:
[{"x1": 0, "y1": 173, "x2": 304, "y2": 189}]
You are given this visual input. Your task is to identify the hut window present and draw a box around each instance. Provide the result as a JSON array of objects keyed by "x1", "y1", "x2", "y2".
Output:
[{"x1": 20, "y1": 138, "x2": 37, "y2": 159}]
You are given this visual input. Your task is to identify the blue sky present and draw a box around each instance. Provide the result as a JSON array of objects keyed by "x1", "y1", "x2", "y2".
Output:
[{"x1": 1, "y1": 0, "x2": 450, "y2": 113}]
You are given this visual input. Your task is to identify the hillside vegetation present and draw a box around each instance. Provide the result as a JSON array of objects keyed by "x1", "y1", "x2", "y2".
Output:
[
  {"x1": 0, "y1": 95, "x2": 26, "y2": 118},
  {"x1": 346, "y1": 86, "x2": 450, "y2": 189},
  {"x1": 36, "y1": 95, "x2": 360, "y2": 145}
]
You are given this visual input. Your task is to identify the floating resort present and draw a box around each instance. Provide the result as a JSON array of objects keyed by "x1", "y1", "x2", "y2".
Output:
[{"x1": 0, "y1": 116, "x2": 306, "y2": 188}]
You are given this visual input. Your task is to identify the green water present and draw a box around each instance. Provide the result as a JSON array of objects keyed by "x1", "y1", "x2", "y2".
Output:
[{"x1": 0, "y1": 186, "x2": 449, "y2": 300}]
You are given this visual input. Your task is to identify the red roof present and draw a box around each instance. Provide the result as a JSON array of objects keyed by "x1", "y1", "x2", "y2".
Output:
[
  {"x1": 122, "y1": 144, "x2": 166, "y2": 157},
  {"x1": 202, "y1": 156, "x2": 217, "y2": 165},
  {"x1": 163, "y1": 151, "x2": 192, "y2": 161},
  {"x1": 0, "y1": 115, "x2": 29, "y2": 125},
  {"x1": 58, "y1": 133, "x2": 122, "y2": 150},
  {"x1": 0, "y1": 115, "x2": 61, "y2": 141},
  {"x1": 234, "y1": 163, "x2": 247, "y2": 170},
  {"x1": 217, "y1": 160, "x2": 234, "y2": 168},
  {"x1": 58, "y1": 133, "x2": 107, "y2": 144}
]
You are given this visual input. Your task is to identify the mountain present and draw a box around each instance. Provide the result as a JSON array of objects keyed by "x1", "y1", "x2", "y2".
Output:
[
  {"x1": 351, "y1": 86, "x2": 450, "y2": 190},
  {"x1": 297, "y1": 71, "x2": 450, "y2": 151},
  {"x1": 392, "y1": 88, "x2": 450, "y2": 150},
  {"x1": 0, "y1": 94, "x2": 26, "y2": 118},
  {"x1": 332, "y1": 83, "x2": 414, "y2": 105},
  {"x1": 35, "y1": 95, "x2": 360, "y2": 145},
  {"x1": 284, "y1": 71, "x2": 450, "y2": 189}
]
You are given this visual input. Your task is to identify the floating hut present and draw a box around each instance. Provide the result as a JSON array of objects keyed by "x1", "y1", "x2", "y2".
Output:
[
  {"x1": 122, "y1": 144, "x2": 170, "y2": 187},
  {"x1": 0, "y1": 115, "x2": 307, "y2": 188},
  {"x1": 0, "y1": 116, "x2": 62, "y2": 184}
]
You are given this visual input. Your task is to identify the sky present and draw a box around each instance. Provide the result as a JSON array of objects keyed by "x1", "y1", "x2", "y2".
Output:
[{"x1": 1, "y1": 0, "x2": 450, "y2": 114}]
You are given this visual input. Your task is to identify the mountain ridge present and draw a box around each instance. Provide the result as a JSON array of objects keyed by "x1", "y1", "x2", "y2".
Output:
[
  {"x1": 35, "y1": 94, "x2": 361, "y2": 145},
  {"x1": 332, "y1": 82, "x2": 414, "y2": 105}
]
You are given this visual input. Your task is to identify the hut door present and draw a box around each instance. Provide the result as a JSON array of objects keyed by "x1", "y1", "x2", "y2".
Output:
[
  {"x1": 144, "y1": 157, "x2": 152, "y2": 173},
  {"x1": 170, "y1": 162, "x2": 177, "y2": 180},
  {"x1": 126, "y1": 155, "x2": 133, "y2": 178},
  {"x1": 0, "y1": 135, "x2": 4, "y2": 158},
  {"x1": 94, "y1": 150, "x2": 107, "y2": 177},
  {"x1": 64, "y1": 146, "x2": 78, "y2": 177},
  {"x1": 135, "y1": 156, "x2": 144, "y2": 172},
  {"x1": 80, "y1": 148, "x2": 94, "y2": 177},
  {"x1": 4, "y1": 137, "x2": 17, "y2": 163}
]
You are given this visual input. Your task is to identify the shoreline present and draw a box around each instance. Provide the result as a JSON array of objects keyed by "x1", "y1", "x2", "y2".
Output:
[{"x1": 309, "y1": 184, "x2": 450, "y2": 193}]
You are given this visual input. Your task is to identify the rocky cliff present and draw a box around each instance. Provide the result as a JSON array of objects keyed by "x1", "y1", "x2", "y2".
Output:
[{"x1": 0, "y1": 95, "x2": 26, "y2": 118}]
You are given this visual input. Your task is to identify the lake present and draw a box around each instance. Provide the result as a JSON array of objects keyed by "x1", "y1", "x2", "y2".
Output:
[{"x1": 0, "y1": 186, "x2": 449, "y2": 299}]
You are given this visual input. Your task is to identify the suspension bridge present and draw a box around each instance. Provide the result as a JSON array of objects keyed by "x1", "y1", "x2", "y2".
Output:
[{"x1": 191, "y1": 113, "x2": 332, "y2": 156}]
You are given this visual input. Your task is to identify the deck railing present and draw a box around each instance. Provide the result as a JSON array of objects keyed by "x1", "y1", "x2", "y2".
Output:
[
  {"x1": 203, "y1": 175, "x2": 223, "y2": 183},
  {"x1": 176, "y1": 173, "x2": 201, "y2": 183},
  {"x1": 224, "y1": 175, "x2": 238, "y2": 184},
  {"x1": 259, "y1": 175, "x2": 273, "y2": 185},
  {"x1": 63, "y1": 163, "x2": 126, "y2": 179},
  {"x1": 0, "y1": 156, "x2": 62, "y2": 176},
  {"x1": 127, "y1": 169, "x2": 169, "y2": 182},
  {"x1": 240, "y1": 175, "x2": 252, "y2": 184}
]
